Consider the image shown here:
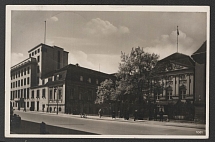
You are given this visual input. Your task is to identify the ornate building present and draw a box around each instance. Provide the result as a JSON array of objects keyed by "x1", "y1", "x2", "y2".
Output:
[{"x1": 149, "y1": 52, "x2": 195, "y2": 120}]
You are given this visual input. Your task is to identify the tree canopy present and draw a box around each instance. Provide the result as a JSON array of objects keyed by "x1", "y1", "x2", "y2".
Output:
[{"x1": 95, "y1": 47, "x2": 159, "y2": 105}]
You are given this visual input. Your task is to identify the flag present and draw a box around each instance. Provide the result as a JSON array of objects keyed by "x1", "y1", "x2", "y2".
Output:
[{"x1": 177, "y1": 26, "x2": 179, "y2": 35}]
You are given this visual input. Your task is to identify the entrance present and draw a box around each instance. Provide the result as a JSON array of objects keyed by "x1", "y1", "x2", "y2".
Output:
[
  {"x1": 37, "y1": 101, "x2": 39, "y2": 111},
  {"x1": 31, "y1": 101, "x2": 35, "y2": 111}
]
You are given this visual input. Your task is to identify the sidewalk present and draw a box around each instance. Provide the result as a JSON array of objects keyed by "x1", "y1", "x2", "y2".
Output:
[{"x1": 14, "y1": 110, "x2": 206, "y2": 130}]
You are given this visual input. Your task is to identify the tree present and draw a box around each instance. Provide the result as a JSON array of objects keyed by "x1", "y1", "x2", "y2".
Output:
[
  {"x1": 116, "y1": 47, "x2": 159, "y2": 107},
  {"x1": 95, "y1": 79, "x2": 116, "y2": 104}
]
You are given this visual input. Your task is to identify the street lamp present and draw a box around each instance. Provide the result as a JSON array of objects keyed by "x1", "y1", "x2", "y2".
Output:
[{"x1": 54, "y1": 87, "x2": 58, "y2": 115}]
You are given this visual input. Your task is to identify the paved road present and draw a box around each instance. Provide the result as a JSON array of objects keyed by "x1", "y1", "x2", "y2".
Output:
[{"x1": 14, "y1": 110, "x2": 205, "y2": 135}]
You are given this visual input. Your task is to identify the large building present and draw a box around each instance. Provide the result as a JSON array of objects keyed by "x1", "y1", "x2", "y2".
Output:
[
  {"x1": 191, "y1": 41, "x2": 207, "y2": 123},
  {"x1": 149, "y1": 52, "x2": 195, "y2": 120},
  {"x1": 10, "y1": 43, "x2": 114, "y2": 114}
]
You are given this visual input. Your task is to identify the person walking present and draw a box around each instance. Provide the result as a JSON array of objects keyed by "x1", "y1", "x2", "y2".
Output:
[
  {"x1": 159, "y1": 109, "x2": 164, "y2": 122},
  {"x1": 98, "y1": 108, "x2": 102, "y2": 118},
  {"x1": 134, "y1": 109, "x2": 138, "y2": 121}
]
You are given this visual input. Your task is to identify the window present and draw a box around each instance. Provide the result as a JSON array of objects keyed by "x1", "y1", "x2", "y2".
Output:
[
  {"x1": 18, "y1": 90, "x2": 20, "y2": 98},
  {"x1": 16, "y1": 81, "x2": 17, "y2": 87},
  {"x1": 35, "y1": 50, "x2": 37, "y2": 55},
  {"x1": 21, "y1": 89, "x2": 23, "y2": 98},
  {"x1": 180, "y1": 90, "x2": 186, "y2": 99},
  {"x1": 80, "y1": 76, "x2": 83, "y2": 81},
  {"x1": 42, "y1": 79, "x2": 45, "y2": 85},
  {"x1": 42, "y1": 89, "x2": 46, "y2": 98},
  {"x1": 58, "y1": 90, "x2": 62, "y2": 100},
  {"x1": 27, "y1": 102, "x2": 29, "y2": 107},
  {"x1": 27, "y1": 77, "x2": 29, "y2": 84},
  {"x1": 37, "y1": 90, "x2": 40, "y2": 99},
  {"x1": 38, "y1": 48, "x2": 40, "y2": 53},
  {"x1": 27, "y1": 67, "x2": 30, "y2": 74},
  {"x1": 32, "y1": 52, "x2": 34, "y2": 56},
  {"x1": 18, "y1": 80, "x2": 20, "y2": 87},
  {"x1": 167, "y1": 91, "x2": 172, "y2": 100},
  {"x1": 21, "y1": 70, "x2": 23, "y2": 76},
  {"x1": 180, "y1": 74, "x2": 186, "y2": 80},
  {"x1": 18, "y1": 71, "x2": 20, "y2": 77},
  {"x1": 21, "y1": 79, "x2": 23, "y2": 86},
  {"x1": 59, "y1": 74, "x2": 63, "y2": 80},
  {"x1": 37, "y1": 56, "x2": 40, "y2": 62},
  {"x1": 24, "y1": 78, "x2": 26, "y2": 85},
  {"x1": 31, "y1": 90, "x2": 34, "y2": 98},
  {"x1": 15, "y1": 90, "x2": 17, "y2": 98},
  {"x1": 155, "y1": 92, "x2": 160, "y2": 100},
  {"x1": 50, "y1": 90, "x2": 53, "y2": 100},
  {"x1": 11, "y1": 83, "x2": 12, "y2": 89},
  {"x1": 27, "y1": 88, "x2": 29, "y2": 99},
  {"x1": 24, "y1": 68, "x2": 26, "y2": 75},
  {"x1": 48, "y1": 77, "x2": 52, "y2": 82},
  {"x1": 24, "y1": 89, "x2": 26, "y2": 99},
  {"x1": 54, "y1": 75, "x2": 57, "y2": 81},
  {"x1": 88, "y1": 78, "x2": 91, "y2": 83},
  {"x1": 29, "y1": 54, "x2": 31, "y2": 57}
]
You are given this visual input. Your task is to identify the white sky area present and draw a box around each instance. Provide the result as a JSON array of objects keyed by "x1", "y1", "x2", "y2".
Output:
[{"x1": 11, "y1": 11, "x2": 207, "y2": 74}]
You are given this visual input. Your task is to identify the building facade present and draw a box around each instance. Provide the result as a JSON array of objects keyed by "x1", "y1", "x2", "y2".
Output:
[
  {"x1": 10, "y1": 43, "x2": 68, "y2": 112},
  {"x1": 148, "y1": 52, "x2": 195, "y2": 120},
  {"x1": 10, "y1": 43, "x2": 114, "y2": 115},
  {"x1": 191, "y1": 41, "x2": 206, "y2": 123}
]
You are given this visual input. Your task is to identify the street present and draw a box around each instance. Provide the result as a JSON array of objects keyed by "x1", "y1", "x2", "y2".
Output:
[{"x1": 13, "y1": 110, "x2": 205, "y2": 135}]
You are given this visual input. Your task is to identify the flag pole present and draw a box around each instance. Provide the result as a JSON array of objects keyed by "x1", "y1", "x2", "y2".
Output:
[
  {"x1": 177, "y1": 26, "x2": 179, "y2": 53},
  {"x1": 44, "y1": 21, "x2": 46, "y2": 44}
]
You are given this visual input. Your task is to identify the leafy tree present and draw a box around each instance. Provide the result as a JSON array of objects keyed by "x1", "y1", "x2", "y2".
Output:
[
  {"x1": 116, "y1": 47, "x2": 159, "y2": 105},
  {"x1": 95, "y1": 79, "x2": 116, "y2": 104}
]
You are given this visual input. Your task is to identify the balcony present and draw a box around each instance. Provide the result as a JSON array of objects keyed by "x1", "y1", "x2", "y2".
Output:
[{"x1": 11, "y1": 57, "x2": 37, "y2": 71}]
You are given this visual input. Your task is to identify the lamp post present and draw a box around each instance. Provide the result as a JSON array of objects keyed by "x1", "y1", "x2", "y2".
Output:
[{"x1": 54, "y1": 87, "x2": 58, "y2": 115}]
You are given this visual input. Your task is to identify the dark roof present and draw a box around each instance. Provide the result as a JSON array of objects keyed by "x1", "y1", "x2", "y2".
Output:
[
  {"x1": 158, "y1": 52, "x2": 195, "y2": 67},
  {"x1": 192, "y1": 41, "x2": 206, "y2": 55},
  {"x1": 41, "y1": 64, "x2": 114, "y2": 79},
  {"x1": 30, "y1": 80, "x2": 65, "y2": 89}
]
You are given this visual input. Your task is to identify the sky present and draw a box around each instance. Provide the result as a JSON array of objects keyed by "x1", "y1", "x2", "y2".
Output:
[{"x1": 11, "y1": 8, "x2": 207, "y2": 74}]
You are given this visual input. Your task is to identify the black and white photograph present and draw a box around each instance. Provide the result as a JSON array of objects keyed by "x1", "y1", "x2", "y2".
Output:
[{"x1": 5, "y1": 5, "x2": 209, "y2": 139}]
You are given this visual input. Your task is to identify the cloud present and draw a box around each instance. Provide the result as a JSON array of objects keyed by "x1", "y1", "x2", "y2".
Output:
[
  {"x1": 68, "y1": 50, "x2": 120, "y2": 74},
  {"x1": 84, "y1": 18, "x2": 129, "y2": 36},
  {"x1": 50, "y1": 16, "x2": 58, "y2": 21},
  {"x1": 144, "y1": 30, "x2": 199, "y2": 59},
  {"x1": 11, "y1": 53, "x2": 26, "y2": 66}
]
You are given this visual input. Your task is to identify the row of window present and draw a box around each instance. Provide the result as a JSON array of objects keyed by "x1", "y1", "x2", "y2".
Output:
[
  {"x1": 10, "y1": 88, "x2": 30, "y2": 100},
  {"x1": 80, "y1": 76, "x2": 99, "y2": 84},
  {"x1": 154, "y1": 90, "x2": 187, "y2": 100},
  {"x1": 11, "y1": 77, "x2": 30, "y2": 89},
  {"x1": 11, "y1": 67, "x2": 30, "y2": 80},
  {"x1": 49, "y1": 89, "x2": 62, "y2": 100},
  {"x1": 10, "y1": 88, "x2": 46, "y2": 100},
  {"x1": 29, "y1": 48, "x2": 40, "y2": 57},
  {"x1": 31, "y1": 89, "x2": 46, "y2": 99}
]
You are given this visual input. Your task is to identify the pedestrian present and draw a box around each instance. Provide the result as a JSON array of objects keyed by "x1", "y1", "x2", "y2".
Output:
[
  {"x1": 154, "y1": 109, "x2": 157, "y2": 121},
  {"x1": 112, "y1": 110, "x2": 116, "y2": 119},
  {"x1": 98, "y1": 109, "x2": 102, "y2": 118},
  {"x1": 159, "y1": 109, "x2": 164, "y2": 122},
  {"x1": 134, "y1": 109, "x2": 138, "y2": 121}
]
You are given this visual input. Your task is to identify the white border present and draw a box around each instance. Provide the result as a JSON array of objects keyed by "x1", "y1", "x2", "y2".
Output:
[{"x1": 5, "y1": 5, "x2": 210, "y2": 139}]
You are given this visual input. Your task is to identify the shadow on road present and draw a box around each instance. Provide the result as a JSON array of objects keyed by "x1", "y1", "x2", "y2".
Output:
[{"x1": 10, "y1": 120, "x2": 98, "y2": 135}]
